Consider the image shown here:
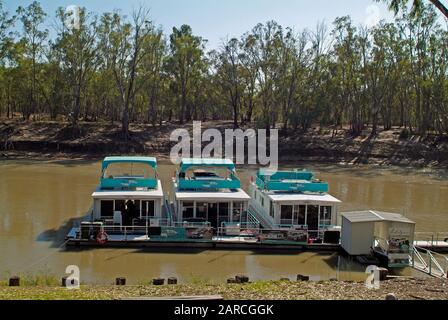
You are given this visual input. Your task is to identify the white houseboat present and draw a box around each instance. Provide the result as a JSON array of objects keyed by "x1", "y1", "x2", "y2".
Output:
[
  {"x1": 66, "y1": 156, "x2": 169, "y2": 243},
  {"x1": 172, "y1": 158, "x2": 251, "y2": 232},
  {"x1": 248, "y1": 169, "x2": 342, "y2": 242}
]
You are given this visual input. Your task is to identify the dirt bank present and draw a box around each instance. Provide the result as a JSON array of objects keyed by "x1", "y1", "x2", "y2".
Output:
[
  {"x1": 0, "y1": 278, "x2": 447, "y2": 300},
  {"x1": 1, "y1": 120, "x2": 448, "y2": 168}
]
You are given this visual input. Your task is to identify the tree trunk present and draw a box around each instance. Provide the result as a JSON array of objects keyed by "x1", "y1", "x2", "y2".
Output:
[{"x1": 429, "y1": 0, "x2": 448, "y2": 18}]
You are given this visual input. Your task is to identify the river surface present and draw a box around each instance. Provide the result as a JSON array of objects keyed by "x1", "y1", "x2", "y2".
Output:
[{"x1": 1, "y1": 160, "x2": 447, "y2": 284}]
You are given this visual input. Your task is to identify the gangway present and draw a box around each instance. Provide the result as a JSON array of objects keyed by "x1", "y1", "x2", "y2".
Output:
[{"x1": 410, "y1": 246, "x2": 448, "y2": 278}]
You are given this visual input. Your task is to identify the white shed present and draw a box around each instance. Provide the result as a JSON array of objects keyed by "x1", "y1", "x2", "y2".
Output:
[{"x1": 341, "y1": 210, "x2": 415, "y2": 256}]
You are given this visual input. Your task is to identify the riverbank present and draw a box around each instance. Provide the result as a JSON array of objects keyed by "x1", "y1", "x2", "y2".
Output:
[
  {"x1": 0, "y1": 278, "x2": 447, "y2": 300},
  {"x1": 1, "y1": 120, "x2": 448, "y2": 168}
]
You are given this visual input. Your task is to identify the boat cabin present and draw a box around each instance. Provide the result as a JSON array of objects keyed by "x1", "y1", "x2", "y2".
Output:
[
  {"x1": 341, "y1": 210, "x2": 415, "y2": 267},
  {"x1": 91, "y1": 156, "x2": 166, "y2": 226},
  {"x1": 248, "y1": 169, "x2": 341, "y2": 238},
  {"x1": 173, "y1": 158, "x2": 251, "y2": 229}
]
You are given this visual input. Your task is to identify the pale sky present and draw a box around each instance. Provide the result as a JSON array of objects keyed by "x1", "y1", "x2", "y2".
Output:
[{"x1": 3, "y1": 0, "x2": 397, "y2": 49}]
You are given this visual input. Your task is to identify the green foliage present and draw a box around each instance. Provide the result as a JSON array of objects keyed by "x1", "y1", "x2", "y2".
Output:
[{"x1": 0, "y1": 1, "x2": 447, "y2": 138}]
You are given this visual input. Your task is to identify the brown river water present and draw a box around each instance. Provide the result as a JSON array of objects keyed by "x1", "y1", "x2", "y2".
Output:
[{"x1": 1, "y1": 160, "x2": 447, "y2": 284}]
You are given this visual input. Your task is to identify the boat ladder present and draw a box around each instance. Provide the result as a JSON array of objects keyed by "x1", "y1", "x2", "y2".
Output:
[
  {"x1": 410, "y1": 246, "x2": 448, "y2": 279},
  {"x1": 247, "y1": 204, "x2": 274, "y2": 229}
]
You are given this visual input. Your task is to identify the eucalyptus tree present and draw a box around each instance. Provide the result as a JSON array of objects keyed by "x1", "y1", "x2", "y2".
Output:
[
  {"x1": 214, "y1": 37, "x2": 243, "y2": 127},
  {"x1": 378, "y1": 0, "x2": 448, "y2": 18},
  {"x1": 245, "y1": 21, "x2": 285, "y2": 129},
  {"x1": 304, "y1": 22, "x2": 331, "y2": 131},
  {"x1": 239, "y1": 33, "x2": 259, "y2": 124},
  {"x1": 139, "y1": 28, "x2": 166, "y2": 125},
  {"x1": 167, "y1": 24, "x2": 206, "y2": 124},
  {"x1": 54, "y1": 6, "x2": 98, "y2": 128},
  {"x1": 331, "y1": 16, "x2": 363, "y2": 134},
  {"x1": 274, "y1": 28, "x2": 300, "y2": 131},
  {"x1": 39, "y1": 40, "x2": 66, "y2": 120},
  {"x1": 16, "y1": 1, "x2": 48, "y2": 119},
  {"x1": 0, "y1": 0, "x2": 14, "y2": 62},
  {"x1": 0, "y1": 0, "x2": 15, "y2": 118},
  {"x1": 98, "y1": 7, "x2": 155, "y2": 139}
]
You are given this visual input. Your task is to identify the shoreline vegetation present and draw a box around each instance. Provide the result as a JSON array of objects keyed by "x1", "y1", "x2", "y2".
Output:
[
  {"x1": 0, "y1": 277, "x2": 447, "y2": 300},
  {"x1": 1, "y1": 120, "x2": 448, "y2": 168},
  {"x1": 0, "y1": 2, "x2": 448, "y2": 148}
]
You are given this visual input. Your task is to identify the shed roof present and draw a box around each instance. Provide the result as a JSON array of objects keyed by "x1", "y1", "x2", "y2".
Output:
[{"x1": 341, "y1": 210, "x2": 415, "y2": 224}]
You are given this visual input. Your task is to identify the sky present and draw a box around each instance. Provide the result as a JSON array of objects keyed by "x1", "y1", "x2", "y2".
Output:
[{"x1": 3, "y1": 0, "x2": 397, "y2": 49}]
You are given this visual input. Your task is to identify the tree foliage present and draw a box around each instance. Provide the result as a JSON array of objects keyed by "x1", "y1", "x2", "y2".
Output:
[{"x1": 0, "y1": 1, "x2": 448, "y2": 138}]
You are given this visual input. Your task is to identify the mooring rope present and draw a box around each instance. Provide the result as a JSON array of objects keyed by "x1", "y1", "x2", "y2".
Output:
[{"x1": 16, "y1": 239, "x2": 70, "y2": 274}]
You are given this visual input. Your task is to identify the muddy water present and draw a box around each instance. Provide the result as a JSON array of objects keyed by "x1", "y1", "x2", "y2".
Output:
[{"x1": 0, "y1": 160, "x2": 447, "y2": 284}]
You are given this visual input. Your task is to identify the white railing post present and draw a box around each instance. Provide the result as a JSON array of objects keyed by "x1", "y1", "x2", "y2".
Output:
[{"x1": 428, "y1": 251, "x2": 432, "y2": 275}]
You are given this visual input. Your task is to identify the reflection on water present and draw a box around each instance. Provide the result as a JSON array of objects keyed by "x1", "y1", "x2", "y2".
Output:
[{"x1": 0, "y1": 160, "x2": 445, "y2": 283}]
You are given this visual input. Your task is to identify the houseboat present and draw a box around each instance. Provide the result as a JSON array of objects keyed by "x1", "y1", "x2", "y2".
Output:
[
  {"x1": 172, "y1": 158, "x2": 252, "y2": 234},
  {"x1": 248, "y1": 169, "x2": 342, "y2": 242},
  {"x1": 65, "y1": 157, "x2": 340, "y2": 250},
  {"x1": 66, "y1": 156, "x2": 168, "y2": 244}
]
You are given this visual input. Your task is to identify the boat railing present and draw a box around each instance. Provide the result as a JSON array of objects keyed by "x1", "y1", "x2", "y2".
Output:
[
  {"x1": 172, "y1": 221, "x2": 212, "y2": 228},
  {"x1": 414, "y1": 231, "x2": 448, "y2": 246},
  {"x1": 216, "y1": 225, "x2": 333, "y2": 244},
  {"x1": 244, "y1": 209, "x2": 260, "y2": 227},
  {"x1": 410, "y1": 245, "x2": 448, "y2": 278},
  {"x1": 255, "y1": 171, "x2": 328, "y2": 192},
  {"x1": 163, "y1": 198, "x2": 174, "y2": 226},
  {"x1": 176, "y1": 170, "x2": 241, "y2": 190},
  {"x1": 248, "y1": 200, "x2": 275, "y2": 228}
]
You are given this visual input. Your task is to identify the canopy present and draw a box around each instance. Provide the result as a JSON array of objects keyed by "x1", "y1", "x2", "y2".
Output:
[
  {"x1": 102, "y1": 156, "x2": 157, "y2": 170},
  {"x1": 179, "y1": 158, "x2": 235, "y2": 172}
]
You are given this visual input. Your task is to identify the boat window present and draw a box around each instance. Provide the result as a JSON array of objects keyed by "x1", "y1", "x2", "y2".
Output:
[
  {"x1": 261, "y1": 196, "x2": 264, "y2": 207},
  {"x1": 134, "y1": 200, "x2": 141, "y2": 215},
  {"x1": 280, "y1": 205, "x2": 293, "y2": 225},
  {"x1": 115, "y1": 200, "x2": 125, "y2": 213},
  {"x1": 269, "y1": 201, "x2": 274, "y2": 218},
  {"x1": 293, "y1": 205, "x2": 306, "y2": 225},
  {"x1": 103, "y1": 162, "x2": 155, "y2": 179},
  {"x1": 182, "y1": 201, "x2": 194, "y2": 219},
  {"x1": 320, "y1": 206, "x2": 332, "y2": 226},
  {"x1": 307, "y1": 205, "x2": 319, "y2": 233},
  {"x1": 100, "y1": 200, "x2": 114, "y2": 217},
  {"x1": 218, "y1": 202, "x2": 230, "y2": 226},
  {"x1": 142, "y1": 200, "x2": 155, "y2": 217},
  {"x1": 196, "y1": 202, "x2": 207, "y2": 219},
  {"x1": 232, "y1": 202, "x2": 243, "y2": 222}
]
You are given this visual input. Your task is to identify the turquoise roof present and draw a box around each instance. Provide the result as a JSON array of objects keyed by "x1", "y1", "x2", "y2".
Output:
[
  {"x1": 102, "y1": 156, "x2": 157, "y2": 170},
  {"x1": 255, "y1": 169, "x2": 328, "y2": 193},
  {"x1": 179, "y1": 158, "x2": 235, "y2": 172}
]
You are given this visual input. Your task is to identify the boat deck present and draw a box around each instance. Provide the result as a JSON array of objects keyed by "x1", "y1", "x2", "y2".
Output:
[
  {"x1": 65, "y1": 227, "x2": 340, "y2": 251},
  {"x1": 414, "y1": 240, "x2": 448, "y2": 252}
]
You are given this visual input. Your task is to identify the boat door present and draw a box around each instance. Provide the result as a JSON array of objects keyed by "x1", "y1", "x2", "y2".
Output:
[
  {"x1": 307, "y1": 205, "x2": 319, "y2": 238},
  {"x1": 207, "y1": 203, "x2": 218, "y2": 229}
]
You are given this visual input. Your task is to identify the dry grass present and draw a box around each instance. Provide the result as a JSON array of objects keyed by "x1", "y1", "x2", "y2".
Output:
[{"x1": 0, "y1": 278, "x2": 447, "y2": 300}]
